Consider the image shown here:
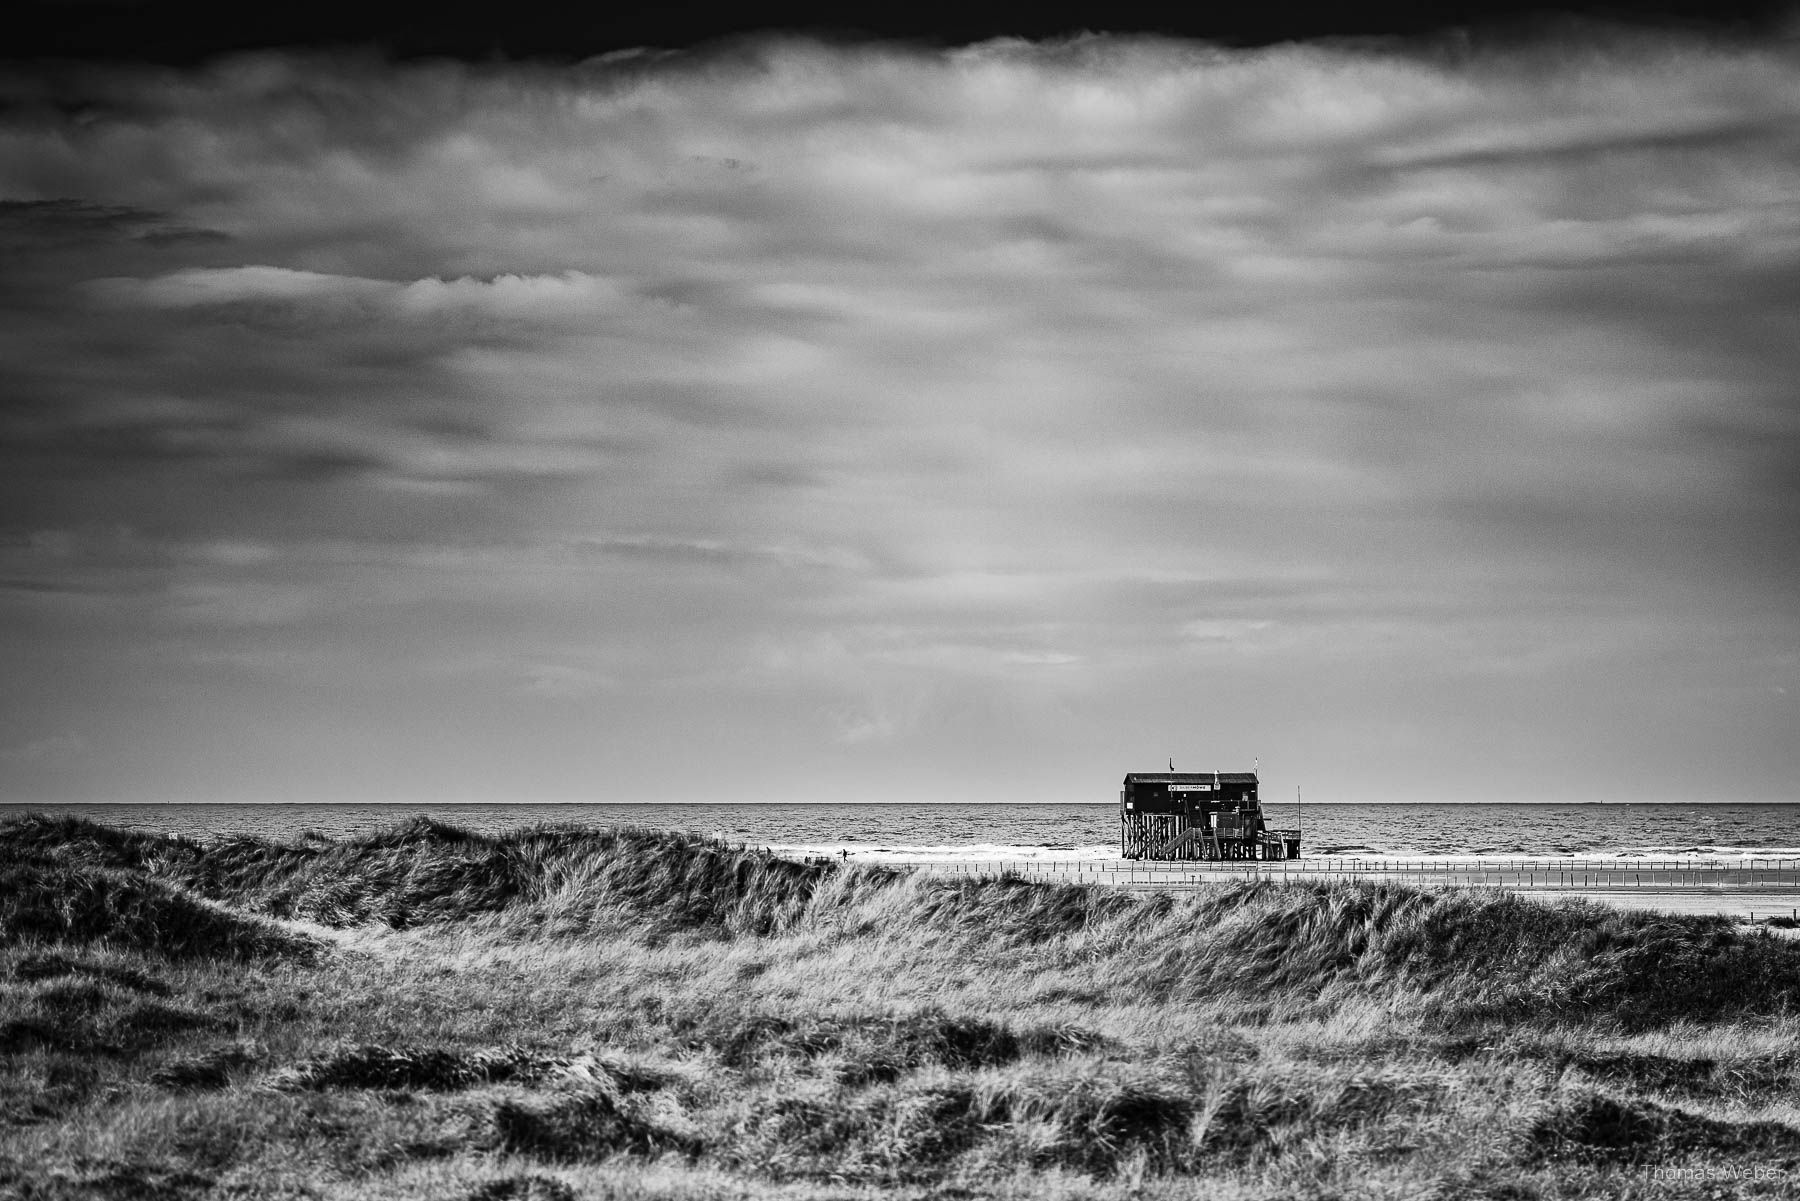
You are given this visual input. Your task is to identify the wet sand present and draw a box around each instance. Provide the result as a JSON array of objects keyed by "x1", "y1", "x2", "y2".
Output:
[{"x1": 908, "y1": 857, "x2": 1800, "y2": 920}]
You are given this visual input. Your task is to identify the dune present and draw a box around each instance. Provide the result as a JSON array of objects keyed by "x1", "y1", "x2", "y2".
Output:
[{"x1": 4, "y1": 814, "x2": 1799, "y2": 1199}]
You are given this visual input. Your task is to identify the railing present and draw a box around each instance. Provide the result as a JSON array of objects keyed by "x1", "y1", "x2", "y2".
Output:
[{"x1": 906, "y1": 856, "x2": 1800, "y2": 892}]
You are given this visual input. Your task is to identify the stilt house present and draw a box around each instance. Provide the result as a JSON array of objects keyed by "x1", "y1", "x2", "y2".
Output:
[{"x1": 1119, "y1": 769, "x2": 1301, "y2": 860}]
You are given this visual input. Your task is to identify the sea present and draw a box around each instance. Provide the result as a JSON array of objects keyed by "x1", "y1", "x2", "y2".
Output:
[{"x1": 5, "y1": 801, "x2": 1800, "y2": 864}]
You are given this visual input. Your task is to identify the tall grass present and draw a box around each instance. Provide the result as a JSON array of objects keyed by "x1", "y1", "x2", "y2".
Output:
[
  {"x1": 1, "y1": 860, "x2": 318, "y2": 963},
  {"x1": 10, "y1": 812, "x2": 1797, "y2": 1031},
  {"x1": 5, "y1": 813, "x2": 1800, "y2": 1200}
]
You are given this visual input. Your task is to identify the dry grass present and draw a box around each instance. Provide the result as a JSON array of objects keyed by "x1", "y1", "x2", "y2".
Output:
[{"x1": 4, "y1": 813, "x2": 1800, "y2": 1200}]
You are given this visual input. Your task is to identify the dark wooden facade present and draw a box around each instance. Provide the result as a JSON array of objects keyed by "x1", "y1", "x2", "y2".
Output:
[{"x1": 1119, "y1": 771, "x2": 1300, "y2": 860}]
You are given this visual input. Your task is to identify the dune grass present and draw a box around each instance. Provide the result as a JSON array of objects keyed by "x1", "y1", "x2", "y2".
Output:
[{"x1": 3, "y1": 814, "x2": 1799, "y2": 1199}]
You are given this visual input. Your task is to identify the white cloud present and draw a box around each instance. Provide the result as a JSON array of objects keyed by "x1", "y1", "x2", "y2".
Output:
[{"x1": 2, "y1": 33, "x2": 1798, "y2": 801}]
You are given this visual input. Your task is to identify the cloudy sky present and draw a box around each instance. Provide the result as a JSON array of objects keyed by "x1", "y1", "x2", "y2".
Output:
[{"x1": 2, "y1": 18, "x2": 1797, "y2": 805}]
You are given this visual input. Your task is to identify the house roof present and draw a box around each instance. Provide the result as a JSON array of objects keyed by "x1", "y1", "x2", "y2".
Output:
[{"x1": 1124, "y1": 772, "x2": 1259, "y2": 784}]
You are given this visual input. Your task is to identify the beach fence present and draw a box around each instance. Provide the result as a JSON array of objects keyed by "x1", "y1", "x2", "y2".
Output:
[{"x1": 910, "y1": 856, "x2": 1800, "y2": 895}]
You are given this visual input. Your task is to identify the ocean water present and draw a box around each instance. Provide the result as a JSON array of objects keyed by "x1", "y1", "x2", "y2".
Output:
[{"x1": 6, "y1": 801, "x2": 1800, "y2": 863}]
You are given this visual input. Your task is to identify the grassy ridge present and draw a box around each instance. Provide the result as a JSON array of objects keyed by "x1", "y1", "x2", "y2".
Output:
[
  {"x1": 2, "y1": 860, "x2": 319, "y2": 963},
  {"x1": 5, "y1": 814, "x2": 1800, "y2": 1200},
  {"x1": 2, "y1": 815, "x2": 842, "y2": 935},
  {"x1": 10, "y1": 814, "x2": 1795, "y2": 1027}
]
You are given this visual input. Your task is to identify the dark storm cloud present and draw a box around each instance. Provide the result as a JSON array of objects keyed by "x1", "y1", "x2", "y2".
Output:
[
  {"x1": 0, "y1": 198, "x2": 158, "y2": 244},
  {"x1": 1, "y1": 30, "x2": 1797, "y2": 803},
  {"x1": 0, "y1": 196, "x2": 222, "y2": 246}
]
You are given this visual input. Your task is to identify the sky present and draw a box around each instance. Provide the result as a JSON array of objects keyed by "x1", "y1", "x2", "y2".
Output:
[{"x1": 2, "y1": 9, "x2": 1798, "y2": 806}]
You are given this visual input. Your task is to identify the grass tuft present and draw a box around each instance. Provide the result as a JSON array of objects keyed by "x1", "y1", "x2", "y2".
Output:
[
  {"x1": 1526, "y1": 1092, "x2": 1800, "y2": 1163},
  {"x1": 270, "y1": 1043, "x2": 566, "y2": 1091},
  {"x1": 148, "y1": 1043, "x2": 262, "y2": 1090},
  {"x1": 0, "y1": 1160, "x2": 215, "y2": 1201},
  {"x1": 9, "y1": 952, "x2": 172, "y2": 996},
  {"x1": 675, "y1": 1006, "x2": 1109, "y2": 1079},
  {"x1": 465, "y1": 1175, "x2": 580, "y2": 1201},
  {"x1": 491, "y1": 1087, "x2": 705, "y2": 1161},
  {"x1": 1, "y1": 981, "x2": 222, "y2": 1056}
]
